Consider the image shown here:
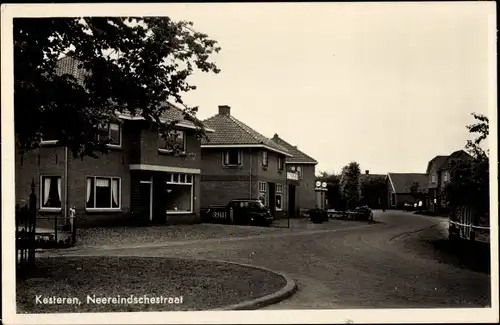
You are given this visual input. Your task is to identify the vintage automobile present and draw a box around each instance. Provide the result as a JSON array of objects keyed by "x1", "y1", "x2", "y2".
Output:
[{"x1": 205, "y1": 199, "x2": 274, "y2": 226}]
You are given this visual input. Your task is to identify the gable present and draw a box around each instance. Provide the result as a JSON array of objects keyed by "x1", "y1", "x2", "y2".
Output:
[
  {"x1": 387, "y1": 173, "x2": 428, "y2": 194},
  {"x1": 270, "y1": 135, "x2": 317, "y2": 164}
]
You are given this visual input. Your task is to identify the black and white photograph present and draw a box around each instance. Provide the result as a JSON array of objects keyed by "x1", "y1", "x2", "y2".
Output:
[{"x1": 1, "y1": 2, "x2": 498, "y2": 324}]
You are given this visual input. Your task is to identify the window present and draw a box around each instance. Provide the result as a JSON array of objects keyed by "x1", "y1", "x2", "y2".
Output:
[
  {"x1": 431, "y1": 174, "x2": 437, "y2": 183},
  {"x1": 290, "y1": 166, "x2": 296, "y2": 172},
  {"x1": 159, "y1": 130, "x2": 186, "y2": 153},
  {"x1": 40, "y1": 176, "x2": 62, "y2": 209},
  {"x1": 391, "y1": 193, "x2": 396, "y2": 207},
  {"x1": 262, "y1": 151, "x2": 268, "y2": 167},
  {"x1": 86, "y1": 177, "x2": 121, "y2": 209},
  {"x1": 223, "y1": 149, "x2": 242, "y2": 166},
  {"x1": 98, "y1": 122, "x2": 122, "y2": 147},
  {"x1": 296, "y1": 166, "x2": 302, "y2": 179},
  {"x1": 276, "y1": 184, "x2": 283, "y2": 211},
  {"x1": 278, "y1": 156, "x2": 284, "y2": 171},
  {"x1": 165, "y1": 173, "x2": 194, "y2": 213},
  {"x1": 258, "y1": 181, "x2": 267, "y2": 206},
  {"x1": 443, "y1": 171, "x2": 449, "y2": 182}
]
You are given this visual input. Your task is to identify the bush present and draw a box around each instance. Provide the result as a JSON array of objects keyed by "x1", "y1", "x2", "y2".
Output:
[{"x1": 309, "y1": 208, "x2": 328, "y2": 223}]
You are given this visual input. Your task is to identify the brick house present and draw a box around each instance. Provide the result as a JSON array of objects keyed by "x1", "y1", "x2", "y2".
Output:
[
  {"x1": 15, "y1": 57, "x2": 213, "y2": 227},
  {"x1": 426, "y1": 150, "x2": 473, "y2": 212},
  {"x1": 199, "y1": 105, "x2": 297, "y2": 218},
  {"x1": 270, "y1": 134, "x2": 318, "y2": 215},
  {"x1": 386, "y1": 173, "x2": 428, "y2": 209}
]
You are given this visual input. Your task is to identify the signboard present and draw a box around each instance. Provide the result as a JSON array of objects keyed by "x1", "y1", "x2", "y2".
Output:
[{"x1": 287, "y1": 172, "x2": 299, "y2": 181}]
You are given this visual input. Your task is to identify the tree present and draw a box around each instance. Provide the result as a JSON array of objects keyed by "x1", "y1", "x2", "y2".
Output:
[
  {"x1": 339, "y1": 162, "x2": 362, "y2": 210},
  {"x1": 14, "y1": 17, "x2": 221, "y2": 158},
  {"x1": 361, "y1": 174, "x2": 386, "y2": 208},
  {"x1": 445, "y1": 113, "x2": 489, "y2": 216}
]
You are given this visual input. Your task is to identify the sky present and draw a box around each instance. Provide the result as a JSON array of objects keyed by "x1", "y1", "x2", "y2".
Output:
[{"x1": 156, "y1": 2, "x2": 494, "y2": 175}]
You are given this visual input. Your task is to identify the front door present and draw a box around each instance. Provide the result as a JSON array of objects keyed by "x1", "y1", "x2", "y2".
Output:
[
  {"x1": 268, "y1": 183, "x2": 276, "y2": 217},
  {"x1": 139, "y1": 181, "x2": 152, "y2": 222},
  {"x1": 288, "y1": 185, "x2": 296, "y2": 218}
]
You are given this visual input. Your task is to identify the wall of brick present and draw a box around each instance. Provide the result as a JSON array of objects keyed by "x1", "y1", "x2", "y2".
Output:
[
  {"x1": 297, "y1": 164, "x2": 316, "y2": 211},
  {"x1": 201, "y1": 148, "x2": 256, "y2": 176},
  {"x1": 200, "y1": 178, "x2": 253, "y2": 208},
  {"x1": 139, "y1": 124, "x2": 201, "y2": 169},
  {"x1": 16, "y1": 145, "x2": 67, "y2": 208}
]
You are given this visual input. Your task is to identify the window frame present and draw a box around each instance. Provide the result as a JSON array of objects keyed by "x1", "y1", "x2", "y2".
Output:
[
  {"x1": 85, "y1": 176, "x2": 122, "y2": 211},
  {"x1": 158, "y1": 129, "x2": 187, "y2": 154},
  {"x1": 278, "y1": 156, "x2": 284, "y2": 171},
  {"x1": 165, "y1": 173, "x2": 194, "y2": 214},
  {"x1": 97, "y1": 122, "x2": 123, "y2": 148},
  {"x1": 258, "y1": 181, "x2": 267, "y2": 206},
  {"x1": 275, "y1": 183, "x2": 283, "y2": 211},
  {"x1": 222, "y1": 149, "x2": 243, "y2": 167},
  {"x1": 296, "y1": 165, "x2": 303, "y2": 179},
  {"x1": 261, "y1": 151, "x2": 268, "y2": 167},
  {"x1": 39, "y1": 175, "x2": 63, "y2": 212}
]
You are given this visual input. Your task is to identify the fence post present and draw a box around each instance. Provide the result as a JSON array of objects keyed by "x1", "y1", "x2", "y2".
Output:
[{"x1": 28, "y1": 179, "x2": 37, "y2": 268}]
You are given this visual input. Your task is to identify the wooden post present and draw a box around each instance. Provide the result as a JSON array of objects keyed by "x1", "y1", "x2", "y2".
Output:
[{"x1": 28, "y1": 179, "x2": 37, "y2": 267}]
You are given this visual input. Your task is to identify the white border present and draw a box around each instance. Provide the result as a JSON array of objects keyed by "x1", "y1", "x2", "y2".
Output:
[{"x1": 1, "y1": 2, "x2": 498, "y2": 325}]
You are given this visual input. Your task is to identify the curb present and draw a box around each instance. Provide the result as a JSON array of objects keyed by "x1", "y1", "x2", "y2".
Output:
[
  {"x1": 36, "y1": 254, "x2": 298, "y2": 310},
  {"x1": 208, "y1": 259, "x2": 298, "y2": 311}
]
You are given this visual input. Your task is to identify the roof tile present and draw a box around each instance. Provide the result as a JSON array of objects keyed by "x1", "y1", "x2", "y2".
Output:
[{"x1": 270, "y1": 134, "x2": 317, "y2": 164}]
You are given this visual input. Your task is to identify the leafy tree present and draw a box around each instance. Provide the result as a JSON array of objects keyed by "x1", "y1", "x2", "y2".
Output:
[
  {"x1": 14, "y1": 17, "x2": 221, "y2": 158},
  {"x1": 409, "y1": 181, "x2": 426, "y2": 201},
  {"x1": 361, "y1": 174, "x2": 386, "y2": 208},
  {"x1": 445, "y1": 113, "x2": 489, "y2": 218},
  {"x1": 339, "y1": 162, "x2": 362, "y2": 210}
]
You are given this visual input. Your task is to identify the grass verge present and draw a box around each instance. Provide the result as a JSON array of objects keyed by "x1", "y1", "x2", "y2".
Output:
[{"x1": 17, "y1": 256, "x2": 287, "y2": 313}]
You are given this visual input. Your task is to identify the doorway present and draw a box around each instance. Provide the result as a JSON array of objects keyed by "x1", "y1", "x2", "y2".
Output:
[
  {"x1": 288, "y1": 185, "x2": 296, "y2": 218},
  {"x1": 268, "y1": 182, "x2": 276, "y2": 217},
  {"x1": 139, "y1": 180, "x2": 153, "y2": 222}
]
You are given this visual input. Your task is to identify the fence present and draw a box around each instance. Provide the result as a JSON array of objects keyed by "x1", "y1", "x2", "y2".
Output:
[
  {"x1": 16, "y1": 179, "x2": 77, "y2": 273},
  {"x1": 16, "y1": 181, "x2": 37, "y2": 273},
  {"x1": 449, "y1": 205, "x2": 490, "y2": 244}
]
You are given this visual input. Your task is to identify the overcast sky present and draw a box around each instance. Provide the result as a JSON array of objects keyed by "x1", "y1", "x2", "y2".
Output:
[{"x1": 162, "y1": 3, "x2": 493, "y2": 175}]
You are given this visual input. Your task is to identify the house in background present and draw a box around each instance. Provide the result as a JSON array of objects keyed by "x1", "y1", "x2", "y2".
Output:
[
  {"x1": 270, "y1": 134, "x2": 318, "y2": 215},
  {"x1": 199, "y1": 105, "x2": 294, "y2": 218},
  {"x1": 426, "y1": 150, "x2": 473, "y2": 212},
  {"x1": 15, "y1": 56, "x2": 213, "y2": 227},
  {"x1": 386, "y1": 172, "x2": 428, "y2": 209},
  {"x1": 360, "y1": 170, "x2": 387, "y2": 209}
]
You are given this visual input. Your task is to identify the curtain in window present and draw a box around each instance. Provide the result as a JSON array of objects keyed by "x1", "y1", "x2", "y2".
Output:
[
  {"x1": 224, "y1": 151, "x2": 229, "y2": 165},
  {"x1": 43, "y1": 177, "x2": 51, "y2": 205},
  {"x1": 57, "y1": 177, "x2": 62, "y2": 202},
  {"x1": 237, "y1": 151, "x2": 241, "y2": 165},
  {"x1": 111, "y1": 179, "x2": 119, "y2": 206},
  {"x1": 86, "y1": 178, "x2": 92, "y2": 204}
]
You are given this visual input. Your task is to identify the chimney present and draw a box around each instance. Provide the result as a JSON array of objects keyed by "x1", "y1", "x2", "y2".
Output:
[
  {"x1": 365, "y1": 170, "x2": 369, "y2": 175},
  {"x1": 273, "y1": 133, "x2": 279, "y2": 139},
  {"x1": 218, "y1": 105, "x2": 231, "y2": 115}
]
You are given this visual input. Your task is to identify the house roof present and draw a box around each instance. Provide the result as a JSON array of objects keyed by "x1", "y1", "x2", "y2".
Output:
[
  {"x1": 270, "y1": 134, "x2": 317, "y2": 164},
  {"x1": 55, "y1": 56, "x2": 209, "y2": 131},
  {"x1": 426, "y1": 155, "x2": 448, "y2": 174},
  {"x1": 201, "y1": 113, "x2": 292, "y2": 157},
  {"x1": 437, "y1": 150, "x2": 473, "y2": 171},
  {"x1": 387, "y1": 173, "x2": 428, "y2": 194}
]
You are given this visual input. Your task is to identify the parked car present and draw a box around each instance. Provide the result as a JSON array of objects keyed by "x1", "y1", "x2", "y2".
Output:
[
  {"x1": 353, "y1": 205, "x2": 373, "y2": 221},
  {"x1": 228, "y1": 199, "x2": 274, "y2": 226}
]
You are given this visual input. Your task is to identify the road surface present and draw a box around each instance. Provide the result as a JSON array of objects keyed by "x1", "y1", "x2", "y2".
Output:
[{"x1": 45, "y1": 210, "x2": 491, "y2": 309}]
